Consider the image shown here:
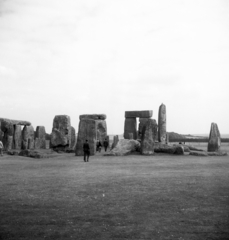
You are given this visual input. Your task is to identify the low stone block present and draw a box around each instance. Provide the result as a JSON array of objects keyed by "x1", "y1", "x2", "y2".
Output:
[{"x1": 79, "y1": 114, "x2": 106, "y2": 120}]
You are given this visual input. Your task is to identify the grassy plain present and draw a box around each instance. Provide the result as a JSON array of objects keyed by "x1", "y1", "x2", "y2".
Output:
[{"x1": 0, "y1": 147, "x2": 229, "y2": 240}]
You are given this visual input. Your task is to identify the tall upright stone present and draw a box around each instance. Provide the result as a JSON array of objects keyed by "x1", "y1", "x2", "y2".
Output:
[
  {"x1": 158, "y1": 103, "x2": 166, "y2": 143},
  {"x1": 51, "y1": 115, "x2": 71, "y2": 148},
  {"x1": 124, "y1": 117, "x2": 137, "y2": 139},
  {"x1": 1, "y1": 120, "x2": 14, "y2": 150},
  {"x1": 70, "y1": 126, "x2": 76, "y2": 150},
  {"x1": 111, "y1": 135, "x2": 119, "y2": 149},
  {"x1": 96, "y1": 120, "x2": 107, "y2": 143},
  {"x1": 141, "y1": 119, "x2": 155, "y2": 155},
  {"x1": 35, "y1": 126, "x2": 46, "y2": 149},
  {"x1": 208, "y1": 123, "x2": 221, "y2": 152},
  {"x1": 75, "y1": 119, "x2": 97, "y2": 156},
  {"x1": 22, "y1": 125, "x2": 35, "y2": 150},
  {"x1": 13, "y1": 125, "x2": 22, "y2": 150}
]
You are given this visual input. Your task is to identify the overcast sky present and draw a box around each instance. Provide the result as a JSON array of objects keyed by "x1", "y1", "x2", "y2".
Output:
[{"x1": 0, "y1": 0, "x2": 228, "y2": 135}]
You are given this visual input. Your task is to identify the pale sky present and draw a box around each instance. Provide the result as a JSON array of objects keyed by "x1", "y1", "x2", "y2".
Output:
[{"x1": 0, "y1": 0, "x2": 229, "y2": 135}]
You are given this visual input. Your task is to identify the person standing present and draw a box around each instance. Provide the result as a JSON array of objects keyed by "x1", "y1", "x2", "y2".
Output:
[
  {"x1": 96, "y1": 140, "x2": 102, "y2": 152},
  {"x1": 0, "y1": 140, "x2": 3, "y2": 156},
  {"x1": 83, "y1": 139, "x2": 90, "y2": 162},
  {"x1": 103, "y1": 138, "x2": 109, "y2": 152}
]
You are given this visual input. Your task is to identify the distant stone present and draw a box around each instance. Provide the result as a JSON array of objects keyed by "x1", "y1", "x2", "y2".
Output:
[
  {"x1": 35, "y1": 126, "x2": 46, "y2": 149},
  {"x1": 207, "y1": 123, "x2": 221, "y2": 152},
  {"x1": 125, "y1": 110, "x2": 153, "y2": 118},
  {"x1": 75, "y1": 118, "x2": 96, "y2": 156},
  {"x1": 141, "y1": 119, "x2": 155, "y2": 155},
  {"x1": 111, "y1": 135, "x2": 119, "y2": 149},
  {"x1": 79, "y1": 114, "x2": 106, "y2": 120},
  {"x1": 70, "y1": 126, "x2": 76, "y2": 150},
  {"x1": 51, "y1": 115, "x2": 71, "y2": 148},
  {"x1": 158, "y1": 103, "x2": 166, "y2": 143},
  {"x1": 96, "y1": 120, "x2": 107, "y2": 143},
  {"x1": 124, "y1": 117, "x2": 137, "y2": 139},
  {"x1": 22, "y1": 125, "x2": 35, "y2": 150},
  {"x1": 105, "y1": 139, "x2": 140, "y2": 156},
  {"x1": 13, "y1": 125, "x2": 22, "y2": 150}
]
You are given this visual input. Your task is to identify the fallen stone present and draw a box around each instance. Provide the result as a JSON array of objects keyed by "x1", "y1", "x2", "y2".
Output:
[
  {"x1": 105, "y1": 139, "x2": 140, "y2": 156},
  {"x1": 19, "y1": 149, "x2": 60, "y2": 158},
  {"x1": 189, "y1": 151, "x2": 208, "y2": 157},
  {"x1": 125, "y1": 110, "x2": 153, "y2": 118},
  {"x1": 154, "y1": 143, "x2": 176, "y2": 154},
  {"x1": 79, "y1": 114, "x2": 106, "y2": 120},
  {"x1": 174, "y1": 145, "x2": 185, "y2": 155},
  {"x1": 158, "y1": 103, "x2": 166, "y2": 143},
  {"x1": 208, "y1": 122, "x2": 221, "y2": 152},
  {"x1": 207, "y1": 151, "x2": 227, "y2": 156}
]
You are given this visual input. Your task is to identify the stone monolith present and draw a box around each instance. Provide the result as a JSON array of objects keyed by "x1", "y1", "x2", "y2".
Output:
[
  {"x1": 75, "y1": 118, "x2": 96, "y2": 156},
  {"x1": 124, "y1": 117, "x2": 137, "y2": 139},
  {"x1": 22, "y1": 125, "x2": 35, "y2": 150},
  {"x1": 96, "y1": 120, "x2": 107, "y2": 143},
  {"x1": 208, "y1": 123, "x2": 221, "y2": 152},
  {"x1": 51, "y1": 115, "x2": 71, "y2": 148},
  {"x1": 35, "y1": 126, "x2": 46, "y2": 149},
  {"x1": 13, "y1": 125, "x2": 22, "y2": 150},
  {"x1": 70, "y1": 126, "x2": 76, "y2": 150},
  {"x1": 141, "y1": 119, "x2": 155, "y2": 155},
  {"x1": 158, "y1": 103, "x2": 166, "y2": 143}
]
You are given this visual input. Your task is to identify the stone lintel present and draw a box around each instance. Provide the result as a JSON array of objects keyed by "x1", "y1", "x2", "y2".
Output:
[
  {"x1": 79, "y1": 114, "x2": 106, "y2": 120},
  {"x1": 0, "y1": 118, "x2": 31, "y2": 126},
  {"x1": 125, "y1": 111, "x2": 153, "y2": 118}
]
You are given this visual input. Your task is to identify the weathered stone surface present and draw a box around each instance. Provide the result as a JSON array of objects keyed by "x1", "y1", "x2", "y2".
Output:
[
  {"x1": 124, "y1": 117, "x2": 137, "y2": 139},
  {"x1": 0, "y1": 118, "x2": 31, "y2": 126},
  {"x1": 141, "y1": 119, "x2": 155, "y2": 155},
  {"x1": 51, "y1": 115, "x2": 71, "y2": 148},
  {"x1": 173, "y1": 144, "x2": 190, "y2": 152},
  {"x1": 70, "y1": 126, "x2": 76, "y2": 150},
  {"x1": 154, "y1": 143, "x2": 176, "y2": 154},
  {"x1": 1, "y1": 120, "x2": 14, "y2": 150},
  {"x1": 189, "y1": 151, "x2": 208, "y2": 157},
  {"x1": 174, "y1": 145, "x2": 185, "y2": 155},
  {"x1": 207, "y1": 123, "x2": 221, "y2": 152},
  {"x1": 45, "y1": 140, "x2": 50, "y2": 149},
  {"x1": 111, "y1": 135, "x2": 119, "y2": 149},
  {"x1": 75, "y1": 119, "x2": 96, "y2": 156},
  {"x1": 207, "y1": 151, "x2": 227, "y2": 156},
  {"x1": 22, "y1": 125, "x2": 35, "y2": 150},
  {"x1": 13, "y1": 125, "x2": 22, "y2": 150},
  {"x1": 35, "y1": 126, "x2": 46, "y2": 149},
  {"x1": 19, "y1": 149, "x2": 60, "y2": 158},
  {"x1": 79, "y1": 114, "x2": 106, "y2": 120},
  {"x1": 129, "y1": 133, "x2": 133, "y2": 139},
  {"x1": 158, "y1": 103, "x2": 166, "y2": 143},
  {"x1": 96, "y1": 120, "x2": 107, "y2": 143},
  {"x1": 125, "y1": 111, "x2": 153, "y2": 118},
  {"x1": 105, "y1": 139, "x2": 140, "y2": 156}
]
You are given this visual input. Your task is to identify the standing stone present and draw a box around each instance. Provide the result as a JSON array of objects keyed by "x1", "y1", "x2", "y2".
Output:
[
  {"x1": 141, "y1": 119, "x2": 155, "y2": 155},
  {"x1": 111, "y1": 135, "x2": 119, "y2": 149},
  {"x1": 1, "y1": 120, "x2": 14, "y2": 150},
  {"x1": 35, "y1": 126, "x2": 46, "y2": 149},
  {"x1": 13, "y1": 125, "x2": 22, "y2": 150},
  {"x1": 96, "y1": 120, "x2": 107, "y2": 143},
  {"x1": 124, "y1": 118, "x2": 137, "y2": 140},
  {"x1": 128, "y1": 133, "x2": 133, "y2": 139},
  {"x1": 208, "y1": 123, "x2": 221, "y2": 152},
  {"x1": 158, "y1": 103, "x2": 166, "y2": 143},
  {"x1": 75, "y1": 119, "x2": 96, "y2": 156},
  {"x1": 51, "y1": 115, "x2": 71, "y2": 148},
  {"x1": 45, "y1": 140, "x2": 50, "y2": 149},
  {"x1": 166, "y1": 133, "x2": 169, "y2": 144},
  {"x1": 70, "y1": 126, "x2": 76, "y2": 150},
  {"x1": 138, "y1": 118, "x2": 149, "y2": 138},
  {"x1": 22, "y1": 125, "x2": 35, "y2": 150}
]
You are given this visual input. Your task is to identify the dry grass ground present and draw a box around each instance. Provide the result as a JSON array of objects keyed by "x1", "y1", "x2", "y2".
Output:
[{"x1": 0, "y1": 147, "x2": 229, "y2": 240}]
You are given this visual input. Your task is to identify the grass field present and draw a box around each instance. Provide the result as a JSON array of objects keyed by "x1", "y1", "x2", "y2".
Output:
[{"x1": 0, "y1": 149, "x2": 229, "y2": 240}]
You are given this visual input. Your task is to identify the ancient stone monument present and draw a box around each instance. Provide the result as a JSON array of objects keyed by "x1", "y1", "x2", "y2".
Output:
[
  {"x1": 124, "y1": 110, "x2": 153, "y2": 140},
  {"x1": 208, "y1": 122, "x2": 221, "y2": 152},
  {"x1": 35, "y1": 126, "x2": 46, "y2": 149},
  {"x1": 50, "y1": 115, "x2": 71, "y2": 149},
  {"x1": 22, "y1": 125, "x2": 35, "y2": 150},
  {"x1": 75, "y1": 114, "x2": 107, "y2": 156},
  {"x1": 141, "y1": 119, "x2": 155, "y2": 155},
  {"x1": 0, "y1": 118, "x2": 31, "y2": 151},
  {"x1": 111, "y1": 135, "x2": 119, "y2": 149},
  {"x1": 158, "y1": 103, "x2": 166, "y2": 143}
]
